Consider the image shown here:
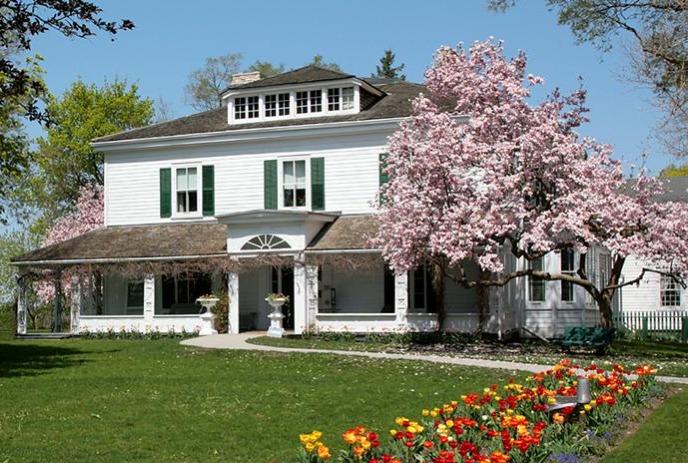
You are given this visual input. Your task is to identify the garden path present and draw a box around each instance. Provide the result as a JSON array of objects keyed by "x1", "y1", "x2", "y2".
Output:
[{"x1": 181, "y1": 333, "x2": 688, "y2": 385}]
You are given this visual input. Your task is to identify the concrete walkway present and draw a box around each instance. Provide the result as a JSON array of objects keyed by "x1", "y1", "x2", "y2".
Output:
[{"x1": 180, "y1": 332, "x2": 688, "y2": 385}]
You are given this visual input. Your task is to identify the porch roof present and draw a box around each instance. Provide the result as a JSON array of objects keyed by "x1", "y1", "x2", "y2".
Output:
[
  {"x1": 11, "y1": 222, "x2": 228, "y2": 266},
  {"x1": 11, "y1": 214, "x2": 381, "y2": 267},
  {"x1": 306, "y1": 214, "x2": 379, "y2": 251}
]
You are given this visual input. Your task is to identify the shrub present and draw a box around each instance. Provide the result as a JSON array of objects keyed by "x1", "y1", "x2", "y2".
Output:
[{"x1": 296, "y1": 360, "x2": 660, "y2": 463}]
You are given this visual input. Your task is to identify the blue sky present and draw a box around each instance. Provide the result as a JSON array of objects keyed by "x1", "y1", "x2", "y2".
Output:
[{"x1": 29, "y1": 0, "x2": 671, "y2": 173}]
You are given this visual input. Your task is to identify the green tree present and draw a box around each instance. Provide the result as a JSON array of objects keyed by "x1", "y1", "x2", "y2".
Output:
[
  {"x1": 308, "y1": 54, "x2": 343, "y2": 72},
  {"x1": 0, "y1": 54, "x2": 47, "y2": 224},
  {"x1": 27, "y1": 80, "x2": 153, "y2": 226},
  {"x1": 373, "y1": 49, "x2": 406, "y2": 80},
  {"x1": 185, "y1": 52, "x2": 243, "y2": 111},
  {"x1": 0, "y1": 0, "x2": 133, "y2": 143},
  {"x1": 660, "y1": 163, "x2": 688, "y2": 177},
  {"x1": 489, "y1": 0, "x2": 688, "y2": 157},
  {"x1": 247, "y1": 60, "x2": 285, "y2": 78}
]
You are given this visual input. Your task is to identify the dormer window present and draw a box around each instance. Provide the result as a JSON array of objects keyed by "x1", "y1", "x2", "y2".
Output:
[
  {"x1": 247, "y1": 96, "x2": 259, "y2": 118},
  {"x1": 234, "y1": 97, "x2": 246, "y2": 119},
  {"x1": 296, "y1": 91, "x2": 309, "y2": 114},
  {"x1": 342, "y1": 87, "x2": 354, "y2": 110},
  {"x1": 310, "y1": 90, "x2": 322, "y2": 112},
  {"x1": 265, "y1": 94, "x2": 277, "y2": 117},
  {"x1": 278, "y1": 93, "x2": 290, "y2": 116},
  {"x1": 327, "y1": 88, "x2": 340, "y2": 111}
]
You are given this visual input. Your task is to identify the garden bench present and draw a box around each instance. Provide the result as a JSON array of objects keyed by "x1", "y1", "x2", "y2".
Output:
[{"x1": 561, "y1": 326, "x2": 615, "y2": 354}]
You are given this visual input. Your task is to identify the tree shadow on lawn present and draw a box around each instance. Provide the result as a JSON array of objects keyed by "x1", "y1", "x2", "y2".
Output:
[{"x1": 0, "y1": 342, "x2": 103, "y2": 378}]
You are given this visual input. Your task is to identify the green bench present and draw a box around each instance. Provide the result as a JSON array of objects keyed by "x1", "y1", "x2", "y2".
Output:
[{"x1": 561, "y1": 326, "x2": 615, "y2": 354}]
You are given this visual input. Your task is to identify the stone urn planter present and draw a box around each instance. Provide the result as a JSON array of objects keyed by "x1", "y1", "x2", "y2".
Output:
[
  {"x1": 265, "y1": 293, "x2": 289, "y2": 338},
  {"x1": 196, "y1": 295, "x2": 220, "y2": 336}
]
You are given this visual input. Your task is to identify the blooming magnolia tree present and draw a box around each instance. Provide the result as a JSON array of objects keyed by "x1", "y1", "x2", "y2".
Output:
[
  {"x1": 375, "y1": 39, "x2": 688, "y2": 328},
  {"x1": 36, "y1": 184, "x2": 104, "y2": 303}
]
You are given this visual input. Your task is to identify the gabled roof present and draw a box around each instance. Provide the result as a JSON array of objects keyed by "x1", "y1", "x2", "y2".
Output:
[
  {"x1": 93, "y1": 81, "x2": 424, "y2": 144},
  {"x1": 307, "y1": 214, "x2": 379, "y2": 250},
  {"x1": 225, "y1": 65, "x2": 354, "y2": 91}
]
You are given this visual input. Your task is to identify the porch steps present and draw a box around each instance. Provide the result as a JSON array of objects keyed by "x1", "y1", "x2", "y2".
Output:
[{"x1": 15, "y1": 332, "x2": 74, "y2": 340}]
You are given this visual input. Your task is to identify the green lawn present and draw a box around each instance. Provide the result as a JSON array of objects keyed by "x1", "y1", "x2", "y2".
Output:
[
  {"x1": 601, "y1": 388, "x2": 688, "y2": 463},
  {"x1": 0, "y1": 338, "x2": 519, "y2": 463},
  {"x1": 249, "y1": 335, "x2": 688, "y2": 377}
]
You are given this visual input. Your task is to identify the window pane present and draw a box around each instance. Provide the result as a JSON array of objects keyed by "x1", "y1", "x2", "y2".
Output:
[
  {"x1": 529, "y1": 257, "x2": 545, "y2": 301},
  {"x1": 328, "y1": 88, "x2": 340, "y2": 111},
  {"x1": 661, "y1": 275, "x2": 681, "y2": 306},
  {"x1": 187, "y1": 168, "x2": 197, "y2": 190},
  {"x1": 310, "y1": 90, "x2": 322, "y2": 112},
  {"x1": 413, "y1": 268, "x2": 426, "y2": 310},
  {"x1": 284, "y1": 189, "x2": 294, "y2": 207},
  {"x1": 176, "y1": 168, "x2": 187, "y2": 191},
  {"x1": 296, "y1": 91, "x2": 308, "y2": 114},
  {"x1": 278, "y1": 93, "x2": 290, "y2": 116},
  {"x1": 561, "y1": 249, "x2": 574, "y2": 272},
  {"x1": 247, "y1": 96, "x2": 259, "y2": 118},
  {"x1": 177, "y1": 192, "x2": 187, "y2": 212},
  {"x1": 295, "y1": 160, "x2": 306, "y2": 186},
  {"x1": 127, "y1": 281, "x2": 144, "y2": 307},
  {"x1": 342, "y1": 87, "x2": 354, "y2": 110},
  {"x1": 296, "y1": 188, "x2": 306, "y2": 207},
  {"x1": 177, "y1": 277, "x2": 189, "y2": 304},
  {"x1": 265, "y1": 94, "x2": 276, "y2": 117},
  {"x1": 283, "y1": 161, "x2": 294, "y2": 186},
  {"x1": 188, "y1": 191, "x2": 198, "y2": 212},
  {"x1": 561, "y1": 281, "x2": 573, "y2": 302}
]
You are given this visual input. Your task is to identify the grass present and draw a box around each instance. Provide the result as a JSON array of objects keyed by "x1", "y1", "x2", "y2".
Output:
[
  {"x1": 0, "y1": 338, "x2": 520, "y2": 463},
  {"x1": 601, "y1": 387, "x2": 688, "y2": 463},
  {"x1": 248, "y1": 335, "x2": 688, "y2": 377}
]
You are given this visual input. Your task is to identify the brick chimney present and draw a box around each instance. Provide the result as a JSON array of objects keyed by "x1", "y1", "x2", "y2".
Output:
[{"x1": 231, "y1": 71, "x2": 262, "y2": 87}]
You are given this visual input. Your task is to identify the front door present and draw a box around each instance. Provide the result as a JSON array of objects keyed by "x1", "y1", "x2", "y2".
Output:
[{"x1": 271, "y1": 266, "x2": 294, "y2": 330}]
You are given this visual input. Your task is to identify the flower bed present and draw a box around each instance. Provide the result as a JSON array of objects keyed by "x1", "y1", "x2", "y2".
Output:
[{"x1": 297, "y1": 360, "x2": 660, "y2": 463}]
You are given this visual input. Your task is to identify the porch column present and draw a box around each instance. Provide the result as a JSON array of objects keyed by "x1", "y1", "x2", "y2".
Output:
[
  {"x1": 70, "y1": 274, "x2": 81, "y2": 334},
  {"x1": 305, "y1": 264, "x2": 319, "y2": 333},
  {"x1": 394, "y1": 271, "x2": 409, "y2": 330},
  {"x1": 16, "y1": 275, "x2": 28, "y2": 335},
  {"x1": 143, "y1": 274, "x2": 155, "y2": 330},
  {"x1": 293, "y1": 253, "x2": 307, "y2": 334},
  {"x1": 52, "y1": 268, "x2": 63, "y2": 333},
  {"x1": 227, "y1": 272, "x2": 239, "y2": 334}
]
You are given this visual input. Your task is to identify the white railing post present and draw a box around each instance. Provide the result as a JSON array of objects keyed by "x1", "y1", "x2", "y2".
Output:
[
  {"x1": 16, "y1": 275, "x2": 28, "y2": 335},
  {"x1": 70, "y1": 274, "x2": 82, "y2": 334},
  {"x1": 143, "y1": 274, "x2": 155, "y2": 330},
  {"x1": 228, "y1": 272, "x2": 239, "y2": 334},
  {"x1": 395, "y1": 271, "x2": 409, "y2": 330},
  {"x1": 292, "y1": 253, "x2": 307, "y2": 334},
  {"x1": 305, "y1": 264, "x2": 319, "y2": 333}
]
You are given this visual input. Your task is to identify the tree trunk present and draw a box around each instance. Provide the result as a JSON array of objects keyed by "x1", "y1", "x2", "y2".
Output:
[
  {"x1": 596, "y1": 294, "x2": 614, "y2": 329},
  {"x1": 431, "y1": 260, "x2": 446, "y2": 331},
  {"x1": 476, "y1": 269, "x2": 491, "y2": 334}
]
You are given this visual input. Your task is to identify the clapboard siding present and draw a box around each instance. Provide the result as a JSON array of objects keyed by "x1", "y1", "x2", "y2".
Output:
[
  {"x1": 620, "y1": 255, "x2": 688, "y2": 311},
  {"x1": 104, "y1": 131, "x2": 391, "y2": 226}
]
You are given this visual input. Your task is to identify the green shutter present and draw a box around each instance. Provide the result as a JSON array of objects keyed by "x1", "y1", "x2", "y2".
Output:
[
  {"x1": 311, "y1": 157, "x2": 325, "y2": 211},
  {"x1": 379, "y1": 152, "x2": 389, "y2": 186},
  {"x1": 159, "y1": 168, "x2": 172, "y2": 218},
  {"x1": 263, "y1": 160, "x2": 278, "y2": 210},
  {"x1": 202, "y1": 165, "x2": 215, "y2": 216}
]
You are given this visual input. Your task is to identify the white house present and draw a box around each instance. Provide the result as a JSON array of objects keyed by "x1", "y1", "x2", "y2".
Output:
[{"x1": 13, "y1": 66, "x2": 615, "y2": 338}]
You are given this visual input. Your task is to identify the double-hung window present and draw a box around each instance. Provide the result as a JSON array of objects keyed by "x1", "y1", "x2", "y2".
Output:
[
  {"x1": 342, "y1": 87, "x2": 354, "y2": 110},
  {"x1": 561, "y1": 249, "x2": 575, "y2": 302},
  {"x1": 528, "y1": 257, "x2": 546, "y2": 302},
  {"x1": 265, "y1": 94, "x2": 277, "y2": 117},
  {"x1": 310, "y1": 90, "x2": 322, "y2": 112},
  {"x1": 660, "y1": 275, "x2": 681, "y2": 307},
  {"x1": 176, "y1": 167, "x2": 198, "y2": 213},
  {"x1": 282, "y1": 160, "x2": 306, "y2": 207},
  {"x1": 126, "y1": 280, "x2": 144, "y2": 312},
  {"x1": 278, "y1": 93, "x2": 290, "y2": 116},
  {"x1": 296, "y1": 91, "x2": 309, "y2": 114},
  {"x1": 234, "y1": 97, "x2": 246, "y2": 119},
  {"x1": 327, "y1": 88, "x2": 340, "y2": 111},
  {"x1": 247, "y1": 96, "x2": 259, "y2": 118}
]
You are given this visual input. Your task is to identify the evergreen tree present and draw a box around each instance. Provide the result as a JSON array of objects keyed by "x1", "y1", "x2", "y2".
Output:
[{"x1": 373, "y1": 50, "x2": 406, "y2": 80}]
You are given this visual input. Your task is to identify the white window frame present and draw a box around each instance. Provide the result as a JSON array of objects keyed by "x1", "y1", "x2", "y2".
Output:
[
  {"x1": 528, "y1": 256, "x2": 546, "y2": 303},
  {"x1": 408, "y1": 266, "x2": 432, "y2": 313},
  {"x1": 172, "y1": 163, "x2": 202, "y2": 219},
  {"x1": 278, "y1": 157, "x2": 310, "y2": 210},
  {"x1": 560, "y1": 249, "x2": 575, "y2": 303},
  {"x1": 226, "y1": 81, "x2": 361, "y2": 124},
  {"x1": 660, "y1": 274, "x2": 682, "y2": 308}
]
